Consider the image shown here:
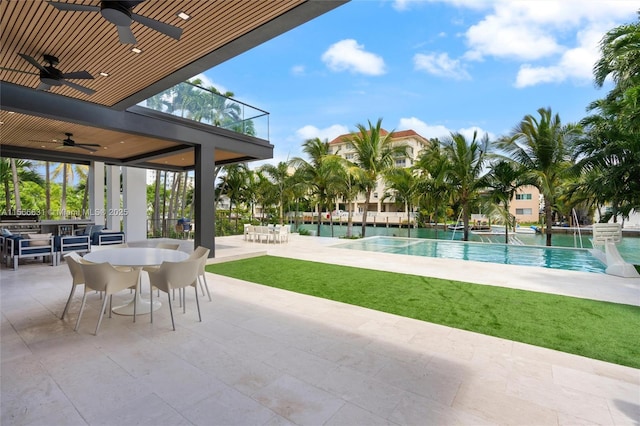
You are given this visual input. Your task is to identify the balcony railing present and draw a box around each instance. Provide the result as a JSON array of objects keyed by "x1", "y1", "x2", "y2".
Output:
[{"x1": 138, "y1": 81, "x2": 269, "y2": 140}]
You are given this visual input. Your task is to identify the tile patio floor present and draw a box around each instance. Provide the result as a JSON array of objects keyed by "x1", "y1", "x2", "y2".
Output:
[{"x1": 1, "y1": 234, "x2": 639, "y2": 425}]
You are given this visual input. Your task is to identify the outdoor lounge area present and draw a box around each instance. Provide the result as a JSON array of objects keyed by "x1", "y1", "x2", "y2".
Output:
[{"x1": 1, "y1": 234, "x2": 638, "y2": 425}]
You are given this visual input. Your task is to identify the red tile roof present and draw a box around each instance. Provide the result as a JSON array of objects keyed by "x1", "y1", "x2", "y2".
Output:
[{"x1": 329, "y1": 128, "x2": 425, "y2": 145}]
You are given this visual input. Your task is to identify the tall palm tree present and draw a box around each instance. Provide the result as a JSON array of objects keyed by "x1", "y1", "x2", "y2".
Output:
[
  {"x1": 383, "y1": 168, "x2": 419, "y2": 237},
  {"x1": 414, "y1": 139, "x2": 449, "y2": 238},
  {"x1": 0, "y1": 158, "x2": 43, "y2": 213},
  {"x1": 217, "y1": 164, "x2": 248, "y2": 231},
  {"x1": 440, "y1": 131, "x2": 490, "y2": 241},
  {"x1": 485, "y1": 159, "x2": 535, "y2": 244},
  {"x1": 335, "y1": 160, "x2": 364, "y2": 238},
  {"x1": 291, "y1": 137, "x2": 335, "y2": 236},
  {"x1": 498, "y1": 108, "x2": 582, "y2": 246},
  {"x1": 347, "y1": 118, "x2": 408, "y2": 237},
  {"x1": 260, "y1": 162, "x2": 291, "y2": 225}
]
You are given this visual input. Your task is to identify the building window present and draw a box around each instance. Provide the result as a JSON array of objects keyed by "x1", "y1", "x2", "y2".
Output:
[
  {"x1": 345, "y1": 153, "x2": 354, "y2": 160},
  {"x1": 516, "y1": 208, "x2": 533, "y2": 215},
  {"x1": 516, "y1": 193, "x2": 532, "y2": 200},
  {"x1": 395, "y1": 159, "x2": 405, "y2": 167}
]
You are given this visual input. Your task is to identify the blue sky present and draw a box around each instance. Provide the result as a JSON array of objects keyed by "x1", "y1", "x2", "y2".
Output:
[{"x1": 196, "y1": 0, "x2": 638, "y2": 165}]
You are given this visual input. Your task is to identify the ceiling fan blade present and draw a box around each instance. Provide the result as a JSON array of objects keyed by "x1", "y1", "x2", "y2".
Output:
[
  {"x1": 0, "y1": 67, "x2": 39, "y2": 76},
  {"x1": 77, "y1": 145, "x2": 98, "y2": 153},
  {"x1": 61, "y1": 79, "x2": 96, "y2": 96},
  {"x1": 47, "y1": 2, "x2": 100, "y2": 13},
  {"x1": 62, "y1": 71, "x2": 94, "y2": 80},
  {"x1": 18, "y1": 53, "x2": 47, "y2": 72},
  {"x1": 77, "y1": 143, "x2": 101, "y2": 147},
  {"x1": 132, "y1": 13, "x2": 182, "y2": 40},
  {"x1": 117, "y1": 25, "x2": 137, "y2": 44},
  {"x1": 37, "y1": 82, "x2": 52, "y2": 91}
]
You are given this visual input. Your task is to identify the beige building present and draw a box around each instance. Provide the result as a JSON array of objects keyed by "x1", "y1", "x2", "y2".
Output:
[
  {"x1": 328, "y1": 129, "x2": 431, "y2": 218},
  {"x1": 509, "y1": 185, "x2": 541, "y2": 223}
]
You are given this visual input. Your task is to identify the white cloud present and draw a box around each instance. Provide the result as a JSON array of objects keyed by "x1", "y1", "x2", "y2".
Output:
[
  {"x1": 291, "y1": 65, "x2": 305, "y2": 76},
  {"x1": 514, "y1": 23, "x2": 608, "y2": 88},
  {"x1": 295, "y1": 124, "x2": 349, "y2": 142},
  {"x1": 321, "y1": 39, "x2": 386, "y2": 76},
  {"x1": 413, "y1": 52, "x2": 470, "y2": 80},
  {"x1": 397, "y1": 117, "x2": 495, "y2": 141}
]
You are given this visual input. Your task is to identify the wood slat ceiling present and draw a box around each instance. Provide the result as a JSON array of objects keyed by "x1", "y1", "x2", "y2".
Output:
[
  {"x1": 1, "y1": 0, "x2": 334, "y2": 169},
  {"x1": 0, "y1": 0, "x2": 304, "y2": 107}
]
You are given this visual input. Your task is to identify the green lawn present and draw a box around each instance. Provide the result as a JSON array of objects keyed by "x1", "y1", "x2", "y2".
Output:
[{"x1": 206, "y1": 256, "x2": 640, "y2": 368}]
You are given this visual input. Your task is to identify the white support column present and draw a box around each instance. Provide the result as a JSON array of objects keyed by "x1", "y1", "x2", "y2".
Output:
[
  {"x1": 106, "y1": 165, "x2": 121, "y2": 230},
  {"x1": 123, "y1": 167, "x2": 147, "y2": 242},
  {"x1": 88, "y1": 161, "x2": 105, "y2": 226}
]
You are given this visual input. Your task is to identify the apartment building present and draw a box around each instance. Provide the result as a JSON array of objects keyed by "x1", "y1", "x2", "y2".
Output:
[
  {"x1": 328, "y1": 129, "x2": 431, "y2": 215},
  {"x1": 509, "y1": 185, "x2": 541, "y2": 223}
]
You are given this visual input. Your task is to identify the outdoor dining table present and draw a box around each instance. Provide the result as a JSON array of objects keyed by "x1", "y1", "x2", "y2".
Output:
[{"x1": 83, "y1": 247, "x2": 189, "y2": 316}]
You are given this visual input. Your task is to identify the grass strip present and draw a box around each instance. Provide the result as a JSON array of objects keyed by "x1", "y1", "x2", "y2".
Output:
[{"x1": 207, "y1": 255, "x2": 640, "y2": 368}]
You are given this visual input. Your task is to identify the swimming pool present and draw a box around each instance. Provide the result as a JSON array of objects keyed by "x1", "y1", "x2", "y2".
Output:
[{"x1": 334, "y1": 236, "x2": 608, "y2": 273}]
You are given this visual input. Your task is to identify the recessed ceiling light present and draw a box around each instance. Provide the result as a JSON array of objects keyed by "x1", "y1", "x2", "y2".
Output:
[
  {"x1": 120, "y1": 141, "x2": 125, "y2": 144},
  {"x1": 8, "y1": 111, "x2": 15, "y2": 114},
  {"x1": 177, "y1": 11, "x2": 190, "y2": 20},
  {"x1": 99, "y1": 72, "x2": 109, "y2": 77},
  {"x1": 0, "y1": 122, "x2": 3, "y2": 125},
  {"x1": 131, "y1": 47, "x2": 143, "y2": 54},
  {"x1": 103, "y1": 146, "x2": 108, "y2": 149}
]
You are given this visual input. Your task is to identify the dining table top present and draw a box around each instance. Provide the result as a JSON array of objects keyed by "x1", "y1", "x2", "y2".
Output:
[{"x1": 83, "y1": 247, "x2": 189, "y2": 267}]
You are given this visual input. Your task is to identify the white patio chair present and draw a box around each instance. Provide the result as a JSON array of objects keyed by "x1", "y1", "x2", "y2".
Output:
[
  {"x1": 189, "y1": 246, "x2": 211, "y2": 301},
  {"x1": 60, "y1": 252, "x2": 92, "y2": 320},
  {"x1": 75, "y1": 262, "x2": 140, "y2": 335},
  {"x1": 147, "y1": 259, "x2": 201, "y2": 330}
]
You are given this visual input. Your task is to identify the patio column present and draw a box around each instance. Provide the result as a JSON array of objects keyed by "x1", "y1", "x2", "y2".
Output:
[
  {"x1": 122, "y1": 166, "x2": 147, "y2": 242},
  {"x1": 194, "y1": 144, "x2": 215, "y2": 257},
  {"x1": 88, "y1": 161, "x2": 105, "y2": 227},
  {"x1": 106, "y1": 165, "x2": 121, "y2": 231}
]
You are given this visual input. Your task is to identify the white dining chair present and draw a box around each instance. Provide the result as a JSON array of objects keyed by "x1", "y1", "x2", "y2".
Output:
[
  {"x1": 60, "y1": 252, "x2": 92, "y2": 320},
  {"x1": 75, "y1": 262, "x2": 141, "y2": 335},
  {"x1": 189, "y1": 246, "x2": 211, "y2": 301},
  {"x1": 147, "y1": 259, "x2": 201, "y2": 330},
  {"x1": 156, "y1": 243, "x2": 180, "y2": 250}
]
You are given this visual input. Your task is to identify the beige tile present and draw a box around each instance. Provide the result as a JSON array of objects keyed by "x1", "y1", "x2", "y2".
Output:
[
  {"x1": 374, "y1": 356, "x2": 464, "y2": 406},
  {"x1": 390, "y1": 390, "x2": 497, "y2": 426},
  {"x1": 325, "y1": 402, "x2": 398, "y2": 426},
  {"x1": 252, "y1": 374, "x2": 346, "y2": 425},
  {"x1": 316, "y1": 366, "x2": 406, "y2": 418},
  {"x1": 454, "y1": 382, "x2": 558, "y2": 425}
]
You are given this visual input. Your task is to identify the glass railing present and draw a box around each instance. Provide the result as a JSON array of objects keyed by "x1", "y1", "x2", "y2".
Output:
[{"x1": 137, "y1": 81, "x2": 269, "y2": 141}]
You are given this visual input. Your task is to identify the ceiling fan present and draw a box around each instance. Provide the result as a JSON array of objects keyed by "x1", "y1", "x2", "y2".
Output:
[
  {"x1": 30, "y1": 133, "x2": 101, "y2": 153},
  {"x1": 48, "y1": 1, "x2": 183, "y2": 44},
  {"x1": 0, "y1": 54, "x2": 95, "y2": 96}
]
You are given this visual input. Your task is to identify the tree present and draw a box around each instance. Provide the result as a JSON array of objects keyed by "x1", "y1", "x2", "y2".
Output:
[
  {"x1": 485, "y1": 159, "x2": 534, "y2": 244},
  {"x1": 216, "y1": 164, "x2": 249, "y2": 231},
  {"x1": 498, "y1": 108, "x2": 582, "y2": 246},
  {"x1": 383, "y1": 168, "x2": 419, "y2": 237},
  {"x1": 291, "y1": 137, "x2": 338, "y2": 236},
  {"x1": 441, "y1": 131, "x2": 490, "y2": 241},
  {"x1": 593, "y1": 12, "x2": 640, "y2": 132},
  {"x1": 260, "y1": 162, "x2": 291, "y2": 225},
  {"x1": 0, "y1": 158, "x2": 43, "y2": 214},
  {"x1": 414, "y1": 139, "x2": 449, "y2": 238},
  {"x1": 347, "y1": 118, "x2": 407, "y2": 237}
]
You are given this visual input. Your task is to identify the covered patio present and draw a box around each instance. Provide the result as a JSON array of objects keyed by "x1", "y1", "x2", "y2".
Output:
[{"x1": 2, "y1": 235, "x2": 638, "y2": 425}]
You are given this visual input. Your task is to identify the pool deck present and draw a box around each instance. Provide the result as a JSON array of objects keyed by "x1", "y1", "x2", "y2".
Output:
[{"x1": 2, "y1": 234, "x2": 639, "y2": 425}]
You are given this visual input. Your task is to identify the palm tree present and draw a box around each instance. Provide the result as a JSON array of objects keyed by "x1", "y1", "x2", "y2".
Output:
[
  {"x1": 485, "y1": 160, "x2": 535, "y2": 244},
  {"x1": 498, "y1": 108, "x2": 582, "y2": 246},
  {"x1": 260, "y1": 162, "x2": 291, "y2": 225},
  {"x1": 440, "y1": 131, "x2": 490, "y2": 241},
  {"x1": 218, "y1": 164, "x2": 249, "y2": 230},
  {"x1": 291, "y1": 137, "x2": 335, "y2": 236},
  {"x1": 347, "y1": 118, "x2": 408, "y2": 237},
  {"x1": 0, "y1": 158, "x2": 43, "y2": 213},
  {"x1": 414, "y1": 139, "x2": 449, "y2": 238},
  {"x1": 593, "y1": 12, "x2": 640, "y2": 130},
  {"x1": 335, "y1": 161, "x2": 364, "y2": 238},
  {"x1": 383, "y1": 168, "x2": 419, "y2": 237}
]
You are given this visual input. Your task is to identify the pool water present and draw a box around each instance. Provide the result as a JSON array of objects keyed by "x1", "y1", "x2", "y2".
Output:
[
  {"x1": 298, "y1": 224, "x2": 640, "y2": 265},
  {"x1": 334, "y1": 236, "x2": 608, "y2": 273}
]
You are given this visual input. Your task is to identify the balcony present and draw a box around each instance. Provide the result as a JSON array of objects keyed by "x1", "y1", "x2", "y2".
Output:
[{"x1": 138, "y1": 81, "x2": 270, "y2": 141}]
